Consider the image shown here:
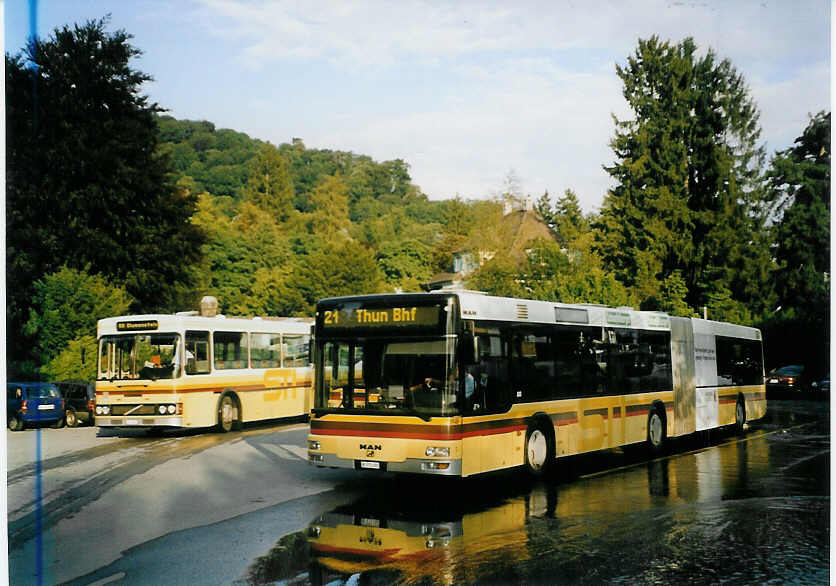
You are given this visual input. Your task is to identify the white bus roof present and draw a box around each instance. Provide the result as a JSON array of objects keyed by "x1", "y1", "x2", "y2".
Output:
[
  {"x1": 319, "y1": 290, "x2": 760, "y2": 335},
  {"x1": 450, "y1": 290, "x2": 760, "y2": 337},
  {"x1": 449, "y1": 290, "x2": 671, "y2": 330},
  {"x1": 97, "y1": 314, "x2": 314, "y2": 336}
]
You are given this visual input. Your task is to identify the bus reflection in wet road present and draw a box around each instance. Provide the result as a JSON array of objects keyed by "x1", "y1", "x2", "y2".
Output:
[{"x1": 246, "y1": 400, "x2": 829, "y2": 585}]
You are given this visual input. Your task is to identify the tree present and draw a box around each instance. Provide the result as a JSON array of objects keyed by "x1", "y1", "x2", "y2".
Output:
[
  {"x1": 192, "y1": 196, "x2": 293, "y2": 314},
  {"x1": 42, "y1": 336, "x2": 98, "y2": 382},
  {"x1": 304, "y1": 174, "x2": 352, "y2": 240},
  {"x1": 594, "y1": 37, "x2": 769, "y2": 320},
  {"x1": 518, "y1": 239, "x2": 635, "y2": 307},
  {"x1": 6, "y1": 17, "x2": 205, "y2": 374},
  {"x1": 534, "y1": 190, "x2": 557, "y2": 232},
  {"x1": 761, "y1": 111, "x2": 830, "y2": 375},
  {"x1": 766, "y1": 111, "x2": 830, "y2": 318},
  {"x1": 553, "y1": 189, "x2": 588, "y2": 246},
  {"x1": 24, "y1": 267, "x2": 134, "y2": 377},
  {"x1": 376, "y1": 239, "x2": 434, "y2": 291},
  {"x1": 298, "y1": 242, "x2": 384, "y2": 306},
  {"x1": 243, "y1": 143, "x2": 295, "y2": 221}
]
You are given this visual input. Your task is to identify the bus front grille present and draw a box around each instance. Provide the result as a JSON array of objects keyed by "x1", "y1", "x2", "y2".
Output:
[{"x1": 110, "y1": 404, "x2": 159, "y2": 416}]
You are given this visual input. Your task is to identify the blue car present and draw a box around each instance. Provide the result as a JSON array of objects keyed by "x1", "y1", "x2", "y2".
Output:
[{"x1": 7, "y1": 382, "x2": 65, "y2": 431}]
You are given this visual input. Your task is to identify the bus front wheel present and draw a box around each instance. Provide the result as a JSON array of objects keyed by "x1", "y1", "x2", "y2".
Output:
[
  {"x1": 217, "y1": 395, "x2": 239, "y2": 433},
  {"x1": 525, "y1": 424, "x2": 554, "y2": 476}
]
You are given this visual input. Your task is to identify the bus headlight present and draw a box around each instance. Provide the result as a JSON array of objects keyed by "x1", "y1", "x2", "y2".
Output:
[
  {"x1": 95, "y1": 405, "x2": 110, "y2": 415},
  {"x1": 425, "y1": 446, "x2": 450, "y2": 457},
  {"x1": 308, "y1": 440, "x2": 321, "y2": 451},
  {"x1": 167, "y1": 404, "x2": 176, "y2": 414},
  {"x1": 158, "y1": 405, "x2": 167, "y2": 414}
]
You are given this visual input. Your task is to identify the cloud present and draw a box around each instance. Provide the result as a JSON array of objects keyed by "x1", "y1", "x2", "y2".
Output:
[{"x1": 189, "y1": 0, "x2": 829, "y2": 211}]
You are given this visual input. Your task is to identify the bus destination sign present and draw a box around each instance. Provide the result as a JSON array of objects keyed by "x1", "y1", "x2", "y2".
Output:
[
  {"x1": 116, "y1": 320, "x2": 160, "y2": 332},
  {"x1": 321, "y1": 306, "x2": 441, "y2": 330}
]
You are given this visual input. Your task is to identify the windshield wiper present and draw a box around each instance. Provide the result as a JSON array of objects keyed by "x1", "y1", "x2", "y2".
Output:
[{"x1": 407, "y1": 408, "x2": 433, "y2": 422}]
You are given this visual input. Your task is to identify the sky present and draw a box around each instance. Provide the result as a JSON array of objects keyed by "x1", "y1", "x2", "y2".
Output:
[{"x1": 4, "y1": 0, "x2": 831, "y2": 213}]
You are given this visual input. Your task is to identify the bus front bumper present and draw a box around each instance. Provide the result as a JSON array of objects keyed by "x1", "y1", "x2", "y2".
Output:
[
  {"x1": 96, "y1": 417, "x2": 184, "y2": 428},
  {"x1": 308, "y1": 452, "x2": 462, "y2": 476}
]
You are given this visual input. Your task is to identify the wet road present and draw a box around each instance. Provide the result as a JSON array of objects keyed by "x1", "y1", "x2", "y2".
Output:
[{"x1": 6, "y1": 399, "x2": 830, "y2": 585}]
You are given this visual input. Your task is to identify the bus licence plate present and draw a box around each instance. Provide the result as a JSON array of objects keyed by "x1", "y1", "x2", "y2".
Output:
[
  {"x1": 38, "y1": 404, "x2": 55, "y2": 410},
  {"x1": 126, "y1": 418, "x2": 142, "y2": 425},
  {"x1": 360, "y1": 461, "x2": 381, "y2": 470}
]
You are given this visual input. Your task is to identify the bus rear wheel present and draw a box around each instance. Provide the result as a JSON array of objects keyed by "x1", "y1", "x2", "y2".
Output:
[
  {"x1": 525, "y1": 424, "x2": 554, "y2": 476},
  {"x1": 647, "y1": 408, "x2": 666, "y2": 454},
  {"x1": 735, "y1": 398, "x2": 746, "y2": 433},
  {"x1": 217, "y1": 395, "x2": 239, "y2": 433}
]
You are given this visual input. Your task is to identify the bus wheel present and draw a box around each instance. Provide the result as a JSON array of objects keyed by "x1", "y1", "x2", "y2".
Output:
[
  {"x1": 735, "y1": 398, "x2": 746, "y2": 433},
  {"x1": 66, "y1": 409, "x2": 79, "y2": 428},
  {"x1": 525, "y1": 424, "x2": 553, "y2": 476},
  {"x1": 647, "y1": 408, "x2": 666, "y2": 454},
  {"x1": 217, "y1": 395, "x2": 238, "y2": 433}
]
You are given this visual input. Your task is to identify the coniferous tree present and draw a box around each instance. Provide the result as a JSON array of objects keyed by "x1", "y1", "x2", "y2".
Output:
[
  {"x1": 554, "y1": 189, "x2": 588, "y2": 247},
  {"x1": 243, "y1": 143, "x2": 296, "y2": 221},
  {"x1": 761, "y1": 112, "x2": 830, "y2": 374},
  {"x1": 594, "y1": 37, "x2": 769, "y2": 320},
  {"x1": 767, "y1": 111, "x2": 830, "y2": 318}
]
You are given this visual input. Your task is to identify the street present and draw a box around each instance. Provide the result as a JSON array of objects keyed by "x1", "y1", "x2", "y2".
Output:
[{"x1": 6, "y1": 398, "x2": 830, "y2": 585}]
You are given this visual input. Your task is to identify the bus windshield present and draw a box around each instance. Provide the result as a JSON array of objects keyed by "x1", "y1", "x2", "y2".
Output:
[
  {"x1": 316, "y1": 337, "x2": 460, "y2": 417},
  {"x1": 98, "y1": 333, "x2": 182, "y2": 381}
]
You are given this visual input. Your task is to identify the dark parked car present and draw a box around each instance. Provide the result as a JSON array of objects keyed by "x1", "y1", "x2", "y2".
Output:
[
  {"x1": 765, "y1": 365, "x2": 807, "y2": 392},
  {"x1": 7, "y1": 382, "x2": 65, "y2": 431},
  {"x1": 811, "y1": 373, "x2": 830, "y2": 393},
  {"x1": 54, "y1": 381, "x2": 96, "y2": 427}
]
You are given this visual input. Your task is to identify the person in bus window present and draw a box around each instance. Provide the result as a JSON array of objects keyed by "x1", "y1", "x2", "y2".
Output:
[
  {"x1": 172, "y1": 341, "x2": 195, "y2": 374},
  {"x1": 465, "y1": 367, "x2": 475, "y2": 400}
]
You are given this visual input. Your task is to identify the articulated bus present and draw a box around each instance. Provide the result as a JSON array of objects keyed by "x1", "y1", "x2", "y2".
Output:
[
  {"x1": 95, "y1": 298, "x2": 313, "y2": 432},
  {"x1": 307, "y1": 291, "x2": 766, "y2": 476}
]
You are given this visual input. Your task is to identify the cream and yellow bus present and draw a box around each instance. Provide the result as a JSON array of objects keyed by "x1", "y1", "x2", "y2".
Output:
[
  {"x1": 307, "y1": 291, "x2": 766, "y2": 476},
  {"x1": 95, "y1": 298, "x2": 313, "y2": 432}
]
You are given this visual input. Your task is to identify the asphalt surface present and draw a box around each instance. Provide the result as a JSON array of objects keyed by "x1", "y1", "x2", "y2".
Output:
[{"x1": 5, "y1": 397, "x2": 830, "y2": 585}]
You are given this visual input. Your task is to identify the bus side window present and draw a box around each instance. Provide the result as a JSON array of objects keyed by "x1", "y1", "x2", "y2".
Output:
[
  {"x1": 282, "y1": 334, "x2": 310, "y2": 367},
  {"x1": 213, "y1": 332, "x2": 248, "y2": 370}
]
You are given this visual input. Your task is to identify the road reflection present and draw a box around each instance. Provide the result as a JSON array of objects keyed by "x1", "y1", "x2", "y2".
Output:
[{"x1": 245, "y1": 414, "x2": 829, "y2": 585}]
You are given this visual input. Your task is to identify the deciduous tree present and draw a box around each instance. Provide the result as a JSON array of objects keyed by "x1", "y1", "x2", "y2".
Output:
[
  {"x1": 24, "y1": 267, "x2": 133, "y2": 378},
  {"x1": 6, "y1": 17, "x2": 205, "y2": 374}
]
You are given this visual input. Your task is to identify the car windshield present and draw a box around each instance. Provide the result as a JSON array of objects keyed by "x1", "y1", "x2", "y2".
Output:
[
  {"x1": 774, "y1": 365, "x2": 804, "y2": 375},
  {"x1": 98, "y1": 333, "x2": 182, "y2": 380},
  {"x1": 316, "y1": 337, "x2": 460, "y2": 417}
]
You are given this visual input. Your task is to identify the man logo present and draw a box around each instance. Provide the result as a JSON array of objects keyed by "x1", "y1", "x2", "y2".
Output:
[{"x1": 360, "y1": 443, "x2": 382, "y2": 451}]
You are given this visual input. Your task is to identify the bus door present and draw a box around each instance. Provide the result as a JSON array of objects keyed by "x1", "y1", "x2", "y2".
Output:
[
  {"x1": 670, "y1": 318, "x2": 696, "y2": 437},
  {"x1": 693, "y1": 331, "x2": 719, "y2": 431},
  {"x1": 461, "y1": 332, "x2": 513, "y2": 475}
]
